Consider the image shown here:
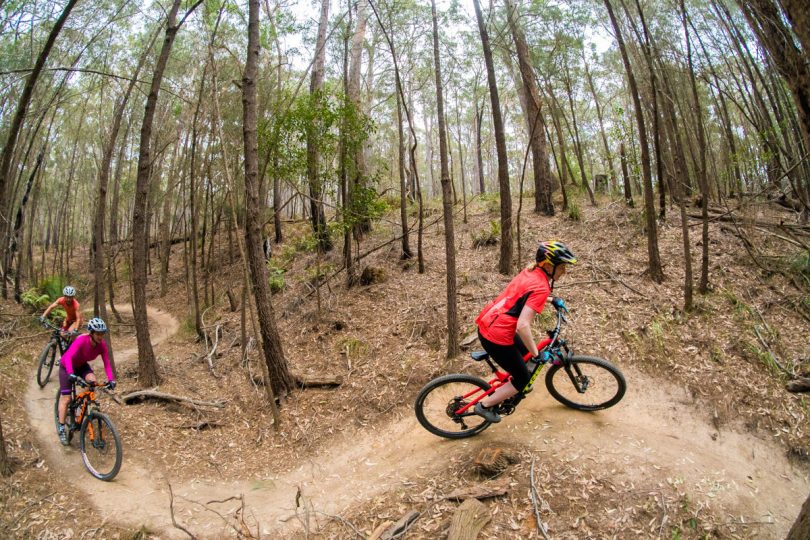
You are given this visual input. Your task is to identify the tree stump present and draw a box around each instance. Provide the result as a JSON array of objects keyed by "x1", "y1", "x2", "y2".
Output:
[
  {"x1": 786, "y1": 377, "x2": 810, "y2": 393},
  {"x1": 448, "y1": 498, "x2": 490, "y2": 540},
  {"x1": 226, "y1": 289, "x2": 239, "y2": 312},
  {"x1": 474, "y1": 446, "x2": 515, "y2": 476}
]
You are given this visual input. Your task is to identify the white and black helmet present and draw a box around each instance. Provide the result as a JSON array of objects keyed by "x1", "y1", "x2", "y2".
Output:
[
  {"x1": 87, "y1": 317, "x2": 107, "y2": 333},
  {"x1": 63, "y1": 286, "x2": 76, "y2": 297}
]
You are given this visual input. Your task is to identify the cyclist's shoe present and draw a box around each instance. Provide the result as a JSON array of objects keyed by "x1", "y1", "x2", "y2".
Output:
[
  {"x1": 474, "y1": 402, "x2": 502, "y2": 423},
  {"x1": 57, "y1": 424, "x2": 69, "y2": 446}
]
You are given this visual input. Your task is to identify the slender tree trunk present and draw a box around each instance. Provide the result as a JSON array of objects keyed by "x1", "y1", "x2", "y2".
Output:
[
  {"x1": 680, "y1": 0, "x2": 710, "y2": 292},
  {"x1": 605, "y1": 0, "x2": 663, "y2": 282},
  {"x1": 132, "y1": 0, "x2": 202, "y2": 387},
  {"x1": 396, "y1": 89, "x2": 412, "y2": 259},
  {"x1": 11, "y1": 149, "x2": 42, "y2": 302},
  {"x1": 431, "y1": 0, "x2": 459, "y2": 359},
  {"x1": 243, "y1": 0, "x2": 295, "y2": 399},
  {"x1": 307, "y1": 0, "x2": 332, "y2": 253},
  {"x1": 473, "y1": 0, "x2": 512, "y2": 274},
  {"x1": 563, "y1": 62, "x2": 597, "y2": 206},
  {"x1": 474, "y1": 99, "x2": 486, "y2": 194},
  {"x1": 505, "y1": 0, "x2": 553, "y2": 216}
]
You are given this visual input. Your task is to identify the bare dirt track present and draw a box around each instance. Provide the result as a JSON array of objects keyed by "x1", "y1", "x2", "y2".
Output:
[{"x1": 24, "y1": 303, "x2": 808, "y2": 538}]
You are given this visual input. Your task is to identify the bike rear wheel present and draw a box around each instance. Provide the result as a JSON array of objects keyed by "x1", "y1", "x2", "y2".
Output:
[
  {"x1": 415, "y1": 374, "x2": 492, "y2": 439},
  {"x1": 80, "y1": 411, "x2": 122, "y2": 481},
  {"x1": 37, "y1": 341, "x2": 57, "y2": 388},
  {"x1": 545, "y1": 356, "x2": 626, "y2": 411}
]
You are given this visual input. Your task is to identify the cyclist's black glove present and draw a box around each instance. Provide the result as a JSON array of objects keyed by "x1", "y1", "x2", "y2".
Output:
[{"x1": 108, "y1": 380, "x2": 117, "y2": 390}]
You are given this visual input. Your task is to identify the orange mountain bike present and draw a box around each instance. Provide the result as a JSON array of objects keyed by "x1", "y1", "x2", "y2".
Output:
[
  {"x1": 415, "y1": 298, "x2": 626, "y2": 439},
  {"x1": 53, "y1": 377, "x2": 122, "y2": 480}
]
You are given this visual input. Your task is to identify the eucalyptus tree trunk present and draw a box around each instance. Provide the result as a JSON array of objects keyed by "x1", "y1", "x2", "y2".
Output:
[
  {"x1": 583, "y1": 53, "x2": 618, "y2": 191},
  {"x1": 348, "y1": 0, "x2": 370, "y2": 235},
  {"x1": 604, "y1": 0, "x2": 663, "y2": 283},
  {"x1": 473, "y1": 0, "x2": 512, "y2": 274},
  {"x1": 431, "y1": 0, "x2": 459, "y2": 359},
  {"x1": 625, "y1": 0, "x2": 665, "y2": 219},
  {"x1": 307, "y1": 0, "x2": 332, "y2": 253},
  {"x1": 396, "y1": 89, "x2": 413, "y2": 258},
  {"x1": 563, "y1": 61, "x2": 597, "y2": 206},
  {"x1": 243, "y1": 0, "x2": 295, "y2": 399},
  {"x1": 133, "y1": 0, "x2": 202, "y2": 387},
  {"x1": 474, "y1": 99, "x2": 486, "y2": 194},
  {"x1": 0, "y1": 0, "x2": 79, "y2": 276},
  {"x1": 680, "y1": 0, "x2": 710, "y2": 292},
  {"x1": 11, "y1": 149, "x2": 42, "y2": 303},
  {"x1": 505, "y1": 0, "x2": 553, "y2": 216}
]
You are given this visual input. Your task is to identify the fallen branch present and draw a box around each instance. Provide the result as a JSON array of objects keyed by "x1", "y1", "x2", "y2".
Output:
[
  {"x1": 380, "y1": 510, "x2": 420, "y2": 539},
  {"x1": 786, "y1": 377, "x2": 810, "y2": 393},
  {"x1": 753, "y1": 326, "x2": 793, "y2": 377},
  {"x1": 590, "y1": 267, "x2": 646, "y2": 298},
  {"x1": 168, "y1": 482, "x2": 197, "y2": 539},
  {"x1": 205, "y1": 324, "x2": 222, "y2": 378},
  {"x1": 530, "y1": 458, "x2": 552, "y2": 540},
  {"x1": 121, "y1": 389, "x2": 225, "y2": 408},
  {"x1": 293, "y1": 373, "x2": 343, "y2": 388},
  {"x1": 177, "y1": 421, "x2": 223, "y2": 430}
]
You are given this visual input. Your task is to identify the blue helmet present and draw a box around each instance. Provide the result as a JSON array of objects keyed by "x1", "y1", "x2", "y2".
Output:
[
  {"x1": 87, "y1": 317, "x2": 107, "y2": 333},
  {"x1": 63, "y1": 286, "x2": 76, "y2": 297}
]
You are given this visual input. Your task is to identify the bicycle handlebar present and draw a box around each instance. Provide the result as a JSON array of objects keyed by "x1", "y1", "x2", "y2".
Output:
[
  {"x1": 39, "y1": 318, "x2": 78, "y2": 337},
  {"x1": 69, "y1": 375, "x2": 113, "y2": 391}
]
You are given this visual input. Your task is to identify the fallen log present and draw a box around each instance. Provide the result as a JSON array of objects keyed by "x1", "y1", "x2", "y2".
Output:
[
  {"x1": 448, "y1": 498, "x2": 490, "y2": 540},
  {"x1": 121, "y1": 389, "x2": 225, "y2": 408},
  {"x1": 293, "y1": 373, "x2": 343, "y2": 388},
  {"x1": 444, "y1": 484, "x2": 508, "y2": 502}
]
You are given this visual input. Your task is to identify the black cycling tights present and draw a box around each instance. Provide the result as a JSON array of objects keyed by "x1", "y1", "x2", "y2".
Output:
[{"x1": 477, "y1": 330, "x2": 530, "y2": 391}]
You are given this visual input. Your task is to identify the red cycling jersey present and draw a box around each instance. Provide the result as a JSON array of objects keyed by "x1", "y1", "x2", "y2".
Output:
[
  {"x1": 56, "y1": 296, "x2": 80, "y2": 328},
  {"x1": 475, "y1": 267, "x2": 551, "y2": 345}
]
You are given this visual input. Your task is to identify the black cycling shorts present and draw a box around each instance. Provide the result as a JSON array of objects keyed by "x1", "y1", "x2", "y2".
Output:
[{"x1": 477, "y1": 329, "x2": 531, "y2": 391}]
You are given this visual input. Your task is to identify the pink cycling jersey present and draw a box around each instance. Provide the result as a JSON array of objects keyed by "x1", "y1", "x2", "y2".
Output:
[{"x1": 61, "y1": 334, "x2": 114, "y2": 382}]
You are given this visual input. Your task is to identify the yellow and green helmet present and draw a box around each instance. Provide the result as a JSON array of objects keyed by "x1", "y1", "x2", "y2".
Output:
[{"x1": 536, "y1": 241, "x2": 577, "y2": 266}]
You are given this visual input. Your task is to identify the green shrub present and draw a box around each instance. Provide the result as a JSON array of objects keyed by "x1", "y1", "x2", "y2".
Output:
[
  {"x1": 567, "y1": 200, "x2": 581, "y2": 221},
  {"x1": 472, "y1": 220, "x2": 500, "y2": 248},
  {"x1": 38, "y1": 276, "x2": 66, "y2": 301},
  {"x1": 790, "y1": 250, "x2": 810, "y2": 279},
  {"x1": 21, "y1": 289, "x2": 50, "y2": 311},
  {"x1": 268, "y1": 266, "x2": 285, "y2": 293}
]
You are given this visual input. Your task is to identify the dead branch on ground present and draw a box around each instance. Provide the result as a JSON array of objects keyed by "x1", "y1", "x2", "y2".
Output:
[{"x1": 121, "y1": 389, "x2": 225, "y2": 408}]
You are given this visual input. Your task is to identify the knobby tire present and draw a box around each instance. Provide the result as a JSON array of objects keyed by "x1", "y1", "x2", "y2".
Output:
[
  {"x1": 545, "y1": 355, "x2": 626, "y2": 411},
  {"x1": 37, "y1": 341, "x2": 57, "y2": 388},
  {"x1": 415, "y1": 374, "x2": 492, "y2": 439},
  {"x1": 80, "y1": 411, "x2": 122, "y2": 481}
]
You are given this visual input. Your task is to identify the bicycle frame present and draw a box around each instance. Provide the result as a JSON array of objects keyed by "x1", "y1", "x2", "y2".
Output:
[
  {"x1": 455, "y1": 302, "x2": 570, "y2": 416},
  {"x1": 67, "y1": 384, "x2": 102, "y2": 430},
  {"x1": 42, "y1": 320, "x2": 76, "y2": 355}
]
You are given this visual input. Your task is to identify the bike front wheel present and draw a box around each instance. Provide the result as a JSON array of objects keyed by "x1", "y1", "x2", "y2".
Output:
[
  {"x1": 80, "y1": 411, "x2": 122, "y2": 481},
  {"x1": 415, "y1": 374, "x2": 492, "y2": 439},
  {"x1": 545, "y1": 356, "x2": 626, "y2": 411},
  {"x1": 37, "y1": 341, "x2": 57, "y2": 388}
]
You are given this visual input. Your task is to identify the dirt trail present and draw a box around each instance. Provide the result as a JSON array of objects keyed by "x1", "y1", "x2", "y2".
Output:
[{"x1": 26, "y1": 309, "x2": 809, "y2": 538}]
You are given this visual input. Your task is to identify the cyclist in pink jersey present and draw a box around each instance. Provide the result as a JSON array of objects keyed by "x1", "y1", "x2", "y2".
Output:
[
  {"x1": 56, "y1": 317, "x2": 116, "y2": 445},
  {"x1": 473, "y1": 241, "x2": 577, "y2": 423}
]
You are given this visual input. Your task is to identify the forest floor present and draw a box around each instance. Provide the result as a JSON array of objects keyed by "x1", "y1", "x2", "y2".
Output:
[{"x1": 1, "y1": 192, "x2": 809, "y2": 539}]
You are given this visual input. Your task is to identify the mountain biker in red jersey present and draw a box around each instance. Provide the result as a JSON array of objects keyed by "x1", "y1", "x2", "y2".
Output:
[
  {"x1": 474, "y1": 240, "x2": 577, "y2": 422},
  {"x1": 41, "y1": 285, "x2": 83, "y2": 333}
]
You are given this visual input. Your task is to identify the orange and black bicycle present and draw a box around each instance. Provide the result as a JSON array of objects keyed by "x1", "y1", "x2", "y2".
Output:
[{"x1": 53, "y1": 377, "x2": 122, "y2": 481}]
